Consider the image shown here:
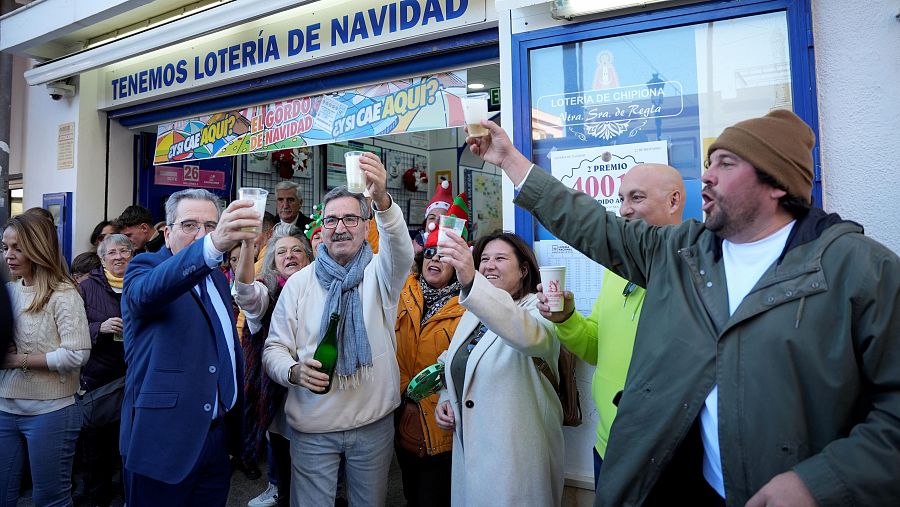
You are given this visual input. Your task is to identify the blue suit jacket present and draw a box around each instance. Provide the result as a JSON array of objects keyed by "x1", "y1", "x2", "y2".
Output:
[{"x1": 120, "y1": 238, "x2": 244, "y2": 484}]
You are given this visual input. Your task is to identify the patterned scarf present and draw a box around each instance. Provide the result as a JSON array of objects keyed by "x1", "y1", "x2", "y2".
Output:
[
  {"x1": 419, "y1": 275, "x2": 461, "y2": 325},
  {"x1": 314, "y1": 242, "x2": 374, "y2": 387},
  {"x1": 104, "y1": 269, "x2": 124, "y2": 289}
]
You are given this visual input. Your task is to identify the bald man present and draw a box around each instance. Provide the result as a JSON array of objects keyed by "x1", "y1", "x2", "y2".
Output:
[{"x1": 537, "y1": 163, "x2": 685, "y2": 487}]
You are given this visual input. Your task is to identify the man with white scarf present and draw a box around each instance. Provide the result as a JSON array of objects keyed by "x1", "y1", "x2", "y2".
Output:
[{"x1": 263, "y1": 152, "x2": 413, "y2": 507}]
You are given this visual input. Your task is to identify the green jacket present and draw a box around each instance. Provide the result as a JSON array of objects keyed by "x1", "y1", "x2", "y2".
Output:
[
  {"x1": 555, "y1": 270, "x2": 643, "y2": 459},
  {"x1": 517, "y1": 167, "x2": 900, "y2": 507}
]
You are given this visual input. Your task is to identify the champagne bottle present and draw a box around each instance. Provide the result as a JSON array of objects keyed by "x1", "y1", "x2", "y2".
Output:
[{"x1": 312, "y1": 313, "x2": 340, "y2": 395}]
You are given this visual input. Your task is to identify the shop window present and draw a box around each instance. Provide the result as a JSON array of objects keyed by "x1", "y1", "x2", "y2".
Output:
[{"x1": 512, "y1": 0, "x2": 818, "y2": 242}]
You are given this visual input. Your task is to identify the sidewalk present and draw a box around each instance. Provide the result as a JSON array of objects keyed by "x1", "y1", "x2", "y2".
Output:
[{"x1": 17, "y1": 455, "x2": 406, "y2": 506}]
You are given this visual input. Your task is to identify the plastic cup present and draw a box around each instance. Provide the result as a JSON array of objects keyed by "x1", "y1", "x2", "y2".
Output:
[
  {"x1": 437, "y1": 215, "x2": 466, "y2": 254},
  {"x1": 461, "y1": 93, "x2": 489, "y2": 137},
  {"x1": 238, "y1": 187, "x2": 268, "y2": 233},
  {"x1": 539, "y1": 266, "x2": 567, "y2": 312},
  {"x1": 344, "y1": 151, "x2": 367, "y2": 194}
]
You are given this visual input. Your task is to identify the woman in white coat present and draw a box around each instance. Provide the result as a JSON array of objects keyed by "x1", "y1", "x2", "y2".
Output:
[{"x1": 435, "y1": 230, "x2": 563, "y2": 507}]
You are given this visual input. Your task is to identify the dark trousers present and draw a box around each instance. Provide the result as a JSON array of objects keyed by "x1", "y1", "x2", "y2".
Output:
[
  {"x1": 395, "y1": 447, "x2": 451, "y2": 507},
  {"x1": 270, "y1": 432, "x2": 291, "y2": 507},
  {"x1": 123, "y1": 421, "x2": 230, "y2": 507},
  {"x1": 642, "y1": 418, "x2": 726, "y2": 507},
  {"x1": 593, "y1": 447, "x2": 603, "y2": 489},
  {"x1": 81, "y1": 420, "x2": 121, "y2": 506}
]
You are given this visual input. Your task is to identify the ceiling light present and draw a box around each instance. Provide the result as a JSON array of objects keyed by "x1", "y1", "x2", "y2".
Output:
[
  {"x1": 552, "y1": 0, "x2": 673, "y2": 20},
  {"x1": 468, "y1": 83, "x2": 485, "y2": 90}
]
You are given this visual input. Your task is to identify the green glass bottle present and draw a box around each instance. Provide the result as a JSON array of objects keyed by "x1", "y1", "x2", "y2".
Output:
[{"x1": 312, "y1": 313, "x2": 340, "y2": 395}]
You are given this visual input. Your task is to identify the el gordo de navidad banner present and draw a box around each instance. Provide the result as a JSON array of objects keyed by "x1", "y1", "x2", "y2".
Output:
[{"x1": 154, "y1": 71, "x2": 467, "y2": 164}]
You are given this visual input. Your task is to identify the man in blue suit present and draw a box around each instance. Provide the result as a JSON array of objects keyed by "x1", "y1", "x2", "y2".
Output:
[{"x1": 120, "y1": 188, "x2": 260, "y2": 505}]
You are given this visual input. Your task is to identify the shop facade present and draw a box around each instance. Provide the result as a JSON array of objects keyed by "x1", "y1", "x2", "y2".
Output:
[{"x1": 2, "y1": 0, "x2": 900, "y2": 497}]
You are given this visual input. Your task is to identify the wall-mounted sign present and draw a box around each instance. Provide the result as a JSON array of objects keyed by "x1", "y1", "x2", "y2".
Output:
[
  {"x1": 57, "y1": 122, "x2": 75, "y2": 170},
  {"x1": 154, "y1": 71, "x2": 467, "y2": 164},
  {"x1": 489, "y1": 87, "x2": 501, "y2": 108},
  {"x1": 102, "y1": 0, "x2": 489, "y2": 108},
  {"x1": 154, "y1": 165, "x2": 226, "y2": 189}
]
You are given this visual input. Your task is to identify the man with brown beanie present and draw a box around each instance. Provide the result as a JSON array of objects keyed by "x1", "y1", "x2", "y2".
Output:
[{"x1": 465, "y1": 111, "x2": 900, "y2": 507}]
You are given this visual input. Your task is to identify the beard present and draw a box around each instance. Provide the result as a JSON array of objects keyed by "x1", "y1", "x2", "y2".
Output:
[{"x1": 704, "y1": 192, "x2": 760, "y2": 240}]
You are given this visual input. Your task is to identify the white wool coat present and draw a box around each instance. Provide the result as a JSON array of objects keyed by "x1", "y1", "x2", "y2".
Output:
[{"x1": 439, "y1": 273, "x2": 564, "y2": 507}]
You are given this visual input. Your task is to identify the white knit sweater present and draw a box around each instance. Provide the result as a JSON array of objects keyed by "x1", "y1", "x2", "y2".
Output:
[{"x1": 0, "y1": 281, "x2": 91, "y2": 400}]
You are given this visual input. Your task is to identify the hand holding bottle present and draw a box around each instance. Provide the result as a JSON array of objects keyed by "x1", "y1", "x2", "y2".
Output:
[{"x1": 290, "y1": 358, "x2": 331, "y2": 393}]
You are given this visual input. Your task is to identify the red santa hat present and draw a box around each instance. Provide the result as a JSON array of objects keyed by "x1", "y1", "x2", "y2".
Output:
[
  {"x1": 425, "y1": 192, "x2": 470, "y2": 249},
  {"x1": 424, "y1": 180, "x2": 453, "y2": 219}
]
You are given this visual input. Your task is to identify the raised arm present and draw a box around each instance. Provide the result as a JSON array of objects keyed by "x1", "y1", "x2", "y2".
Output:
[
  {"x1": 459, "y1": 273, "x2": 556, "y2": 358},
  {"x1": 362, "y1": 152, "x2": 414, "y2": 307}
]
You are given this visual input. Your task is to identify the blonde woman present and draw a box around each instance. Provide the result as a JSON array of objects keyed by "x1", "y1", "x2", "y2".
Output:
[{"x1": 0, "y1": 213, "x2": 91, "y2": 507}]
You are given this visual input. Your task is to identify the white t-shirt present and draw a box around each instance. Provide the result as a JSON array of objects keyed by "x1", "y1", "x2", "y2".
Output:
[{"x1": 701, "y1": 220, "x2": 796, "y2": 497}]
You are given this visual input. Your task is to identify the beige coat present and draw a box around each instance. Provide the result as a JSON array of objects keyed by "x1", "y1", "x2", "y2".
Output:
[
  {"x1": 263, "y1": 200, "x2": 413, "y2": 433},
  {"x1": 439, "y1": 273, "x2": 564, "y2": 507}
]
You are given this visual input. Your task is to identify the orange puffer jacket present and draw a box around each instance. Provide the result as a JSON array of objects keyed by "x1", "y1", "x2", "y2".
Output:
[{"x1": 395, "y1": 274, "x2": 464, "y2": 456}]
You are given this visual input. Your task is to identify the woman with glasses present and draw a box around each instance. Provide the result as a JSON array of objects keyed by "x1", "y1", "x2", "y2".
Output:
[
  {"x1": 233, "y1": 225, "x2": 312, "y2": 507},
  {"x1": 76, "y1": 234, "x2": 134, "y2": 507},
  {"x1": 434, "y1": 231, "x2": 563, "y2": 507},
  {"x1": 393, "y1": 195, "x2": 469, "y2": 507},
  {"x1": 0, "y1": 213, "x2": 91, "y2": 507}
]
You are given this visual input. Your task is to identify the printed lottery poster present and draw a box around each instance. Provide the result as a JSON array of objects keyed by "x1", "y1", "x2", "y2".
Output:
[
  {"x1": 536, "y1": 140, "x2": 668, "y2": 315},
  {"x1": 154, "y1": 71, "x2": 467, "y2": 164}
]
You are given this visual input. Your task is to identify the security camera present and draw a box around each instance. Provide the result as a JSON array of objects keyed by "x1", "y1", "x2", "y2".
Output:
[{"x1": 47, "y1": 81, "x2": 75, "y2": 101}]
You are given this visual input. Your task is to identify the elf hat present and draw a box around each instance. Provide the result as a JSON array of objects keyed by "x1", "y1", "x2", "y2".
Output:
[
  {"x1": 304, "y1": 203, "x2": 323, "y2": 240},
  {"x1": 425, "y1": 192, "x2": 470, "y2": 249},
  {"x1": 424, "y1": 180, "x2": 453, "y2": 219}
]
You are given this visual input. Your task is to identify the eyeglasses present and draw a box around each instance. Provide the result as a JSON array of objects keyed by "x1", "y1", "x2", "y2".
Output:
[
  {"x1": 103, "y1": 248, "x2": 132, "y2": 259},
  {"x1": 322, "y1": 215, "x2": 362, "y2": 229},
  {"x1": 170, "y1": 220, "x2": 218, "y2": 234},
  {"x1": 423, "y1": 247, "x2": 441, "y2": 260}
]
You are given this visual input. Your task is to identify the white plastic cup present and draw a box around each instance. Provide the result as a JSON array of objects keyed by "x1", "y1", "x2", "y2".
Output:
[
  {"x1": 344, "y1": 151, "x2": 367, "y2": 194},
  {"x1": 238, "y1": 187, "x2": 268, "y2": 233},
  {"x1": 437, "y1": 215, "x2": 466, "y2": 254},
  {"x1": 539, "y1": 266, "x2": 567, "y2": 312},
  {"x1": 461, "y1": 93, "x2": 489, "y2": 137}
]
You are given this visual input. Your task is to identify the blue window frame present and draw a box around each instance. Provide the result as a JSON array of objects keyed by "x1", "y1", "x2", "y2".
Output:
[{"x1": 510, "y1": 0, "x2": 818, "y2": 244}]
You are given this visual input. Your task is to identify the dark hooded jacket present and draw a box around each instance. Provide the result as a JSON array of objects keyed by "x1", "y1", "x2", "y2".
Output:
[{"x1": 79, "y1": 266, "x2": 126, "y2": 391}]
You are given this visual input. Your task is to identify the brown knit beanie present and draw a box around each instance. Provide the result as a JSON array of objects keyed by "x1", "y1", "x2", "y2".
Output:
[{"x1": 707, "y1": 109, "x2": 815, "y2": 204}]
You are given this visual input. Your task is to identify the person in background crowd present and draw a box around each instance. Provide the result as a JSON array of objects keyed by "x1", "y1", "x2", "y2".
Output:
[
  {"x1": 24, "y1": 207, "x2": 54, "y2": 223},
  {"x1": 0, "y1": 213, "x2": 91, "y2": 507},
  {"x1": 120, "y1": 189, "x2": 260, "y2": 506},
  {"x1": 89, "y1": 221, "x2": 119, "y2": 251},
  {"x1": 77, "y1": 234, "x2": 134, "y2": 507},
  {"x1": 263, "y1": 152, "x2": 413, "y2": 507},
  {"x1": 435, "y1": 230, "x2": 563, "y2": 506},
  {"x1": 232, "y1": 211, "x2": 278, "y2": 344},
  {"x1": 275, "y1": 181, "x2": 312, "y2": 231},
  {"x1": 537, "y1": 163, "x2": 685, "y2": 487},
  {"x1": 466, "y1": 113, "x2": 900, "y2": 506},
  {"x1": 71, "y1": 252, "x2": 102, "y2": 285},
  {"x1": 304, "y1": 204, "x2": 324, "y2": 256},
  {"x1": 116, "y1": 205, "x2": 165, "y2": 254},
  {"x1": 154, "y1": 221, "x2": 166, "y2": 235},
  {"x1": 254, "y1": 212, "x2": 278, "y2": 275},
  {"x1": 394, "y1": 193, "x2": 469, "y2": 507},
  {"x1": 235, "y1": 226, "x2": 312, "y2": 507},
  {"x1": 413, "y1": 181, "x2": 453, "y2": 255},
  {"x1": 222, "y1": 244, "x2": 243, "y2": 289}
]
